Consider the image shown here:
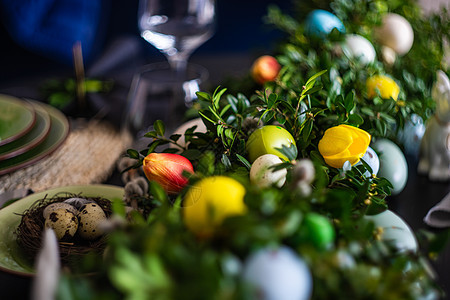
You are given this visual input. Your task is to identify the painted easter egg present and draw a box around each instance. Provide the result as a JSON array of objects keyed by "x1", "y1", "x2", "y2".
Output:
[
  {"x1": 342, "y1": 34, "x2": 376, "y2": 65},
  {"x1": 251, "y1": 55, "x2": 281, "y2": 84},
  {"x1": 355, "y1": 146, "x2": 380, "y2": 177},
  {"x1": 299, "y1": 213, "x2": 335, "y2": 250},
  {"x1": 305, "y1": 9, "x2": 345, "y2": 38},
  {"x1": 397, "y1": 114, "x2": 425, "y2": 157},
  {"x1": 250, "y1": 154, "x2": 287, "y2": 188},
  {"x1": 246, "y1": 125, "x2": 296, "y2": 163},
  {"x1": 171, "y1": 118, "x2": 207, "y2": 149},
  {"x1": 372, "y1": 139, "x2": 408, "y2": 195},
  {"x1": 366, "y1": 75, "x2": 400, "y2": 100},
  {"x1": 375, "y1": 13, "x2": 414, "y2": 55},
  {"x1": 183, "y1": 176, "x2": 247, "y2": 237},
  {"x1": 365, "y1": 210, "x2": 418, "y2": 253},
  {"x1": 242, "y1": 246, "x2": 312, "y2": 300}
]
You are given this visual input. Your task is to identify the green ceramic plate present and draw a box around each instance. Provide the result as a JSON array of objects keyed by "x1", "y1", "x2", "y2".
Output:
[
  {"x1": 0, "y1": 184, "x2": 124, "y2": 276},
  {"x1": 0, "y1": 95, "x2": 36, "y2": 146},
  {"x1": 0, "y1": 102, "x2": 51, "y2": 160},
  {"x1": 0, "y1": 101, "x2": 69, "y2": 175}
]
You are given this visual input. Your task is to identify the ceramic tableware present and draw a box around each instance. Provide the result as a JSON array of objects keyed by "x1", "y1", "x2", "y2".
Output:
[
  {"x1": 0, "y1": 184, "x2": 124, "y2": 276},
  {"x1": 0, "y1": 101, "x2": 51, "y2": 161},
  {"x1": 0, "y1": 95, "x2": 36, "y2": 146},
  {"x1": 0, "y1": 101, "x2": 69, "y2": 175}
]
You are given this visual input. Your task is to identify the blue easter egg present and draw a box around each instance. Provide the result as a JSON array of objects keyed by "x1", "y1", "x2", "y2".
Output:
[
  {"x1": 397, "y1": 114, "x2": 425, "y2": 157},
  {"x1": 372, "y1": 139, "x2": 408, "y2": 195},
  {"x1": 365, "y1": 210, "x2": 418, "y2": 253},
  {"x1": 305, "y1": 9, "x2": 346, "y2": 38}
]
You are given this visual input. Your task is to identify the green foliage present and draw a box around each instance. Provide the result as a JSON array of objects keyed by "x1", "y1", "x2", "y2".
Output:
[
  {"x1": 71, "y1": 0, "x2": 449, "y2": 299},
  {"x1": 113, "y1": 69, "x2": 440, "y2": 299},
  {"x1": 41, "y1": 78, "x2": 113, "y2": 109},
  {"x1": 223, "y1": 0, "x2": 449, "y2": 141}
]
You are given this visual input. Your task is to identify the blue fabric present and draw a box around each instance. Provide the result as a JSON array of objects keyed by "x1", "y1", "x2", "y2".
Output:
[{"x1": 0, "y1": 0, "x2": 104, "y2": 65}]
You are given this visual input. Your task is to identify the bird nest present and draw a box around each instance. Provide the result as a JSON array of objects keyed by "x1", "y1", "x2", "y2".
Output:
[{"x1": 15, "y1": 193, "x2": 112, "y2": 265}]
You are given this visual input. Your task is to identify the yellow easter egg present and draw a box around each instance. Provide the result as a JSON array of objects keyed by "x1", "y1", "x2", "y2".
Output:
[
  {"x1": 366, "y1": 75, "x2": 400, "y2": 100},
  {"x1": 183, "y1": 176, "x2": 247, "y2": 237}
]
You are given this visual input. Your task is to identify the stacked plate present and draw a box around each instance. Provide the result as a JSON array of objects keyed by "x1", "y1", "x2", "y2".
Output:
[{"x1": 0, "y1": 94, "x2": 69, "y2": 175}]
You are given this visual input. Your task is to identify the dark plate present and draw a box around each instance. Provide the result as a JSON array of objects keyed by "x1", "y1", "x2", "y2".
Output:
[
  {"x1": 0, "y1": 101, "x2": 69, "y2": 175},
  {"x1": 0, "y1": 95, "x2": 36, "y2": 146},
  {"x1": 0, "y1": 102, "x2": 51, "y2": 161}
]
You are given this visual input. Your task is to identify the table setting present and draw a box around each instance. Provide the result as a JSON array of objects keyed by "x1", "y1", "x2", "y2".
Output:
[
  {"x1": 0, "y1": 96, "x2": 69, "y2": 176},
  {"x1": 0, "y1": 0, "x2": 450, "y2": 299}
]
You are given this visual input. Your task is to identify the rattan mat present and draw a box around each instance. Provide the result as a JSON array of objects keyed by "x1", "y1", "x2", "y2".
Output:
[{"x1": 0, "y1": 120, "x2": 132, "y2": 193}]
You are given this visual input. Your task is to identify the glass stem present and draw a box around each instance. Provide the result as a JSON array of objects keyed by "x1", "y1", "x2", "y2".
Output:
[{"x1": 167, "y1": 54, "x2": 189, "y2": 77}]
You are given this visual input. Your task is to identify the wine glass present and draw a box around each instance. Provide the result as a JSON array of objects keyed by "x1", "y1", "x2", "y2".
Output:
[
  {"x1": 138, "y1": 0, "x2": 216, "y2": 74},
  {"x1": 123, "y1": 61, "x2": 209, "y2": 148}
]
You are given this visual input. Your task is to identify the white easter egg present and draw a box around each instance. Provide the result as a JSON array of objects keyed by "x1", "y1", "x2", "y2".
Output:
[
  {"x1": 372, "y1": 139, "x2": 408, "y2": 195},
  {"x1": 250, "y1": 154, "x2": 287, "y2": 188},
  {"x1": 365, "y1": 210, "x2": 418, "y2": 253},
  {"x1": 381, "y1": 46, "x2": 397, "y2": 65},
  {"x1": 356, "y1": 146, "x2": 380, "y2": 177},
  {"x1": 171, "y1": 118, "x2": 207, "y2": 149},
  {"x1": 375, "y1": 13, "x2": 414, "y2": 55},
  {"x1": 342, "y1": 34, "x2": 376, "y2": 65},
  {"x1": 242, "y1": 246, "x2": 312, "y2": 300}
]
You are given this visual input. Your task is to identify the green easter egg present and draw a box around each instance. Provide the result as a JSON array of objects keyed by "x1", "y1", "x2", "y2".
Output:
[
  {"x1": 300, "y1": 213, "x2": 335, "y2": 250},
  {"x1": 246, "y1": 125, "x2": 296, "y2": 163}
]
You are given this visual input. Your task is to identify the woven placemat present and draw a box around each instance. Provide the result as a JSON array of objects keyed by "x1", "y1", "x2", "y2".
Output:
[{"x1": 0, "y1": 120, "x2": 132, "y2": 194}]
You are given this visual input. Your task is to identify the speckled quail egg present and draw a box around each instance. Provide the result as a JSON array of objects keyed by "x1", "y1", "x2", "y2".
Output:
[
  {"x1": 77, "y1": 202, "x2": 107, "y2": 240},
  {"x1": 44, "y1": 208, "x2": 79, "y2": 240},
  {"x1": 43, "y1": 202, "x2": 78, "y2": 219}
]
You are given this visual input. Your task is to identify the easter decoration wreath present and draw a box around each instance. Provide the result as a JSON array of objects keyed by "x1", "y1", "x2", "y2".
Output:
[{"x1": 55, "y1": 0, "x2": 449, "y2": 299}]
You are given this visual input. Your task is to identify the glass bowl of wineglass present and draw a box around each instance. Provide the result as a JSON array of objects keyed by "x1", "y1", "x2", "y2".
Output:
[
  {"x1": 123, "y1": 61, "x2": 209, "y2": 147},
  {"x1": 138, "y1": 0, "x2": 216, "y2": 73}
]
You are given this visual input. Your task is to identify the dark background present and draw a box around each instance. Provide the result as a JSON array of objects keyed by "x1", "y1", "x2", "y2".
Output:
[{"x1": 0, "y1": 0, "x2": 290, "y2": 85}]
